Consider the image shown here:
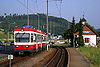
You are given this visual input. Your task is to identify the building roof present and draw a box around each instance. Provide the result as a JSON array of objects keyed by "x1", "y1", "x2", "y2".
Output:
[
  {"x1": 75, "y1": 24, "x2": 98, "y2": 36},
  {"x1": 14, "y1": 28, "x2": 45, "y2": 35},
  {"x1": 82, "y1": 15, "x2": 87, "y2": 22}
]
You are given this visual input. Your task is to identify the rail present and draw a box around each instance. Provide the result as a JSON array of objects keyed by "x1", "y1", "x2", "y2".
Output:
[{"x1": 44, "y1": 46, "x2": 68, "y2": 67}]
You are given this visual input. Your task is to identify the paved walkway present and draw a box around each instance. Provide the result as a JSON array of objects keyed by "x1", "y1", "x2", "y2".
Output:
[{"x1": 67, "y1": 48, "x2": 92, "y2": 67}]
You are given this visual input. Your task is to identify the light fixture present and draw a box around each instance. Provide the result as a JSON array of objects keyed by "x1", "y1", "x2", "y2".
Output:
[
  {"x1": 26, "y1": 46, "x2": 29, "y2": 48},
  {"x1": 16, "y1": 45, "x2": 19, "y2": 48}
]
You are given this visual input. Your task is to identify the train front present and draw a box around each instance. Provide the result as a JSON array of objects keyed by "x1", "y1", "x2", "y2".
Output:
[{"x1": 14, "y1": 28, "x2": 34, "y2": 54}]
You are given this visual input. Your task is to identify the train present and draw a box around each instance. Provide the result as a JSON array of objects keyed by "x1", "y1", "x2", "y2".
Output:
[{"x1": 14, "y1": 26, "x2": 48, "y2": 54}]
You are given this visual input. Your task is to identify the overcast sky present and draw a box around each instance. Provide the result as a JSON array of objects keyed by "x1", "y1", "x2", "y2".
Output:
[{"x1": 0, "y1": 0, "x2": 100, "y2": 29}]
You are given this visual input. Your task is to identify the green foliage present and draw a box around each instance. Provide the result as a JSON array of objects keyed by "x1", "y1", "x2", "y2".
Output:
[
  {"x1": 97, "y1": 32, "x2": 100, "y2": 36},
  {"x1": 0, "y1": 13, "x2": 71, "y2": 35},
  {"x1": 63, "y1": 17, "x2": 76, "y2": 47},
  {"x1": 77, "y1": 36, "x2": 84, "y2": 46},
  {"x1": 78, "y1": 47, "x2": 100, "y2": 67},
  {"x1": 63, "y1": 29, "x2": 72, "y2": 39},
  {"x1": 77, "y1": 19, "x2": 84, "y2": 46},
  {"x1": 71, "y1": 17, "x2": 76, "y2": 33},
  {"x1": 0, "y1": 31, "x2": 7, "y2": 39}
]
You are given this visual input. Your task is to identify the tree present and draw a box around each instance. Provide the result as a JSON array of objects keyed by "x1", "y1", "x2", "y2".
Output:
[
  {"x1": 63, "y1": 29, "x2": 72, "y2": 39},
  {"x1": 77, "y1": 19, "x2": 84, "y2": 46},
  {"x1": 70, "y1": 17, "x2": 76, "y2": 46},
  {"x1": 71, "y1": 17, "x2": 76, "y2": 33},
  {"x1": 63, "y1": 17, "x2": 76, "y2": 47}
]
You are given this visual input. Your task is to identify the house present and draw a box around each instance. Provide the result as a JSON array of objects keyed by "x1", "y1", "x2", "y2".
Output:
[{"x1": 75, "y1": 16, "x2": 98, "y2": 47}]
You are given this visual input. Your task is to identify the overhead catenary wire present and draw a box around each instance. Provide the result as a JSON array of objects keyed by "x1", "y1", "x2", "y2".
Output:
[
  {"x1": 27, "y1": 0, "x2": 29, "y2": 26},
  {"x1": 30, "y1": 0, "x2": 40, "y2": 29},
  {"x1": 16, "y1": 0, "x2": 34, "y2": 13},
  {"x1": 54, "y1": 0, "x2": 62, "y2": 35},
  {"x1": 36, "y1": 0, "x2": 40, "y2": 29},
  {"x1": 54, "y1": 0, "x2": 62, "y2": 18}
]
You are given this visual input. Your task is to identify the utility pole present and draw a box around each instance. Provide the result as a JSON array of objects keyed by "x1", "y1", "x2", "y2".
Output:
[
  {"x1": 50, "y1": 21, "x2": 51, "y2": 34},
  {"x1": 47, "y1": 0, "x2": 48, "y2": 37},
  {"x1": 27, "y1": 0, "x2": 29, "y2": 26},
  {"x1": 46, "y1": 0, "x2": 49, "y2": 52},
  {"x1": 38, "y1": 14, "x2": 40, "y2": 29}
]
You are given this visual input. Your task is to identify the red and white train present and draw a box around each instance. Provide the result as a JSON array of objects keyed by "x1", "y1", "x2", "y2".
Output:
[{"x1": 14, "y1": 26, "x2": 47, "y2": 54}]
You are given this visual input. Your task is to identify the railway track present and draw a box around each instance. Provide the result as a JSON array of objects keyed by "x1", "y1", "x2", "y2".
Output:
[
  {"x1": 44, "y1": 46, "x2": 68, "y2": 67},
  {"x1": 0, "y1": 46, "x2": 68, "y2": 67},
  {"x1": 0, "y1": 50, "x2": 44, "y2": 67}
]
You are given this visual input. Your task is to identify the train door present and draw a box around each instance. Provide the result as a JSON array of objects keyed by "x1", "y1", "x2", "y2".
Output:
[
  {"x1": 40, "y1": 35, "x2": 43, "y2": 49},
  {"x1": 35, "y1": 34, "x2": 38, "y2": 52}
]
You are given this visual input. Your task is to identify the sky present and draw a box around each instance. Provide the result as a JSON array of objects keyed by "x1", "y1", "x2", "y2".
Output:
[{"x1": 0, "y1": 0, "x2": 100, "y2": 29}]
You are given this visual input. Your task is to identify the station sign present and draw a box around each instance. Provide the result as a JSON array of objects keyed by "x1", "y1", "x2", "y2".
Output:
[
  {"x1": 83, "y1": 31, "x2": 91, "y2": 33},
  {"x1": 23, "y1": 26, "x2": 33, "y2": 28},
  {"x1": 8, "y1": 55, "x2": 13, "y2": 60}
]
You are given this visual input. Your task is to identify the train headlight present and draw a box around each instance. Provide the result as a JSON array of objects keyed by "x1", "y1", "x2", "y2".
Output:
[
  {"x1": 26, "y1": 46, "x2": 29, "y2": 48},
  {"x1": 21, "y1": 29, "x2": 24, "y2": 32},
  {"x1": 16, "y1": 46, "x2": 19, "y2": 48}
]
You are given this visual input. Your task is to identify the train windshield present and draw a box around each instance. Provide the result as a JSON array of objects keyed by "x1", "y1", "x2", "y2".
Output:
[{"x1": 15, "y1": 33, "x2": 30, "y2": 42}]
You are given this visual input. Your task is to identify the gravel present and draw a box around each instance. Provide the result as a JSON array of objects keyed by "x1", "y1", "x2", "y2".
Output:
[{"x1": 12, "y1": 48, "x2": 56, "y2": 67}]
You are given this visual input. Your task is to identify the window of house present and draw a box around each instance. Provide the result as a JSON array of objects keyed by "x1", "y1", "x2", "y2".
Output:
[{"x1": 85, "y1": 38, "x2": 89, "y2": 43}]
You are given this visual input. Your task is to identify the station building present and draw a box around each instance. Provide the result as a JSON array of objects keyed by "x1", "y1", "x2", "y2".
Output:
[{"x1": 75, "y1": 17, "x2": 98, "y2": 47}]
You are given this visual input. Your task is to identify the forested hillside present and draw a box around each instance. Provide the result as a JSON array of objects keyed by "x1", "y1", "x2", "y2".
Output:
[
  {"x1": 0, "y1": 13, "x2": 71, "y2": 36},
  {"x1": 96, "y1": 28, "x2": 100, "y2": 36}
]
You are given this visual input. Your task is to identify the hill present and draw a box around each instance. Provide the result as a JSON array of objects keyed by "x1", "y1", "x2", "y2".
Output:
[
  {"x1": 96, "y1": 28, "x2": 100, "y2": 32},
  {"x1": 0, "y1": 30, "x2": 7, "y2": 39},
  {"x1": 0, "y1": 13, "x2": 71, "y2": 35},
  {"x1": 96, "y1": 28, "x2": 100, "y2": 36}
]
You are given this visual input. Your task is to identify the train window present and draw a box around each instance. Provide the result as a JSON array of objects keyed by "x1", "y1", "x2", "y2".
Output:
[
  {"x1": 43, "y1": 36, "x2": 46, "y2": 41},
  {"x1": 15, "y1": 33, "x2": 30, "y2": 42},
  {"x1": 40, "y1": 35, "x2": 43, "y2": 42},
  {"x1": 42, "y1": 35, "x2": 43, "y2": 41},
  {"x1": 42, "y1": 36, "x2": 44, "y2": 41},
  {"x1": 37, "y1": 35, "x2": 40, "y2": 42},
  {"x1": 39, "y1": 35, "x2": 42, "y2": 42},
  {"x1": 31, "y1": 33, "x2": 34, "y2": 42},
  {"x1": 34, "y1": 34, "x2": 36, "y2": 42}
]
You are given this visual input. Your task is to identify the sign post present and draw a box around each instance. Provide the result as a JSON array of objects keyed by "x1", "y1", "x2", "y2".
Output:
[
  {"x1": 73, "y1": 33, "x2": 75, "y2": 48},
  {"x1": 8, "y1": 55, "x2": 13, "y2": 67},
  {"x1": 47, "y1": 44, "x2": 48, "y2": 51}
]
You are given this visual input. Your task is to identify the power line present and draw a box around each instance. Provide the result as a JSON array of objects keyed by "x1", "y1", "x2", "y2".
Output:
[
  {"x1": 16, "y1": 0, "x2": 34, "y2": 13},
  {"x1": 36, "y1": 0, "x2": 40, "y2": 29},
  {"x1": 55, "y1": 1, "x2": 62, "y2": 18},
  {"x1": 55, "y1": 2, "x2": 61, "y2": 17},
  {"x1": 27, "y1": 0, "x2": 29, "y2": 26}
]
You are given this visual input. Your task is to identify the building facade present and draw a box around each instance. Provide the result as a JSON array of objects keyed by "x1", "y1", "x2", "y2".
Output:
[{"x1": 75, "y1": 17, "x2": 98, "y2": 47}]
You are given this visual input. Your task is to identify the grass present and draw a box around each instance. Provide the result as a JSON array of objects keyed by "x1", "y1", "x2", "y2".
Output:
[
  {"x1": 78, "y1": 46, "x2": 100, "y2": 67},
  {"x1": 0, "y1": 31, "x2": 7, "y2": 39}
]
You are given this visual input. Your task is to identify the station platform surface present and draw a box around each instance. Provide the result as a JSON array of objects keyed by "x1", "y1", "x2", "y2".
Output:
[{"x1": 67, "y1": 48, "x2": 92, "y2": 67}]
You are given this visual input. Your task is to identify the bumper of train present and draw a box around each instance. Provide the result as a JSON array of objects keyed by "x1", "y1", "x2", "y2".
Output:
[
  {"x1": 14, "y1": 45, "x2": 46, "y2": 52},
  {"x1": 14, "y1": 49, "x2": 36, "y2": 52}
]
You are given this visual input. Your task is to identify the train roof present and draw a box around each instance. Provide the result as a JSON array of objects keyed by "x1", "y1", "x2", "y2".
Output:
[{"x1": 14, "y1": 28, "x2": 45, "y2": 35}]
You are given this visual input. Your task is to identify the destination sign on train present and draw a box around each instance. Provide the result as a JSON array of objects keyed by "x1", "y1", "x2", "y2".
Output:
[
  {"x1": 23, "y1": 26, "x2": 33, "y2": 28},
  {"x1": 83, "y1": 31, "x2": 91, "y2": 33}
]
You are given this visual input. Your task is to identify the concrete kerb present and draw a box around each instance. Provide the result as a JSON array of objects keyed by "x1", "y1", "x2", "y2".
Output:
[{"x1": 66, "y1": 48, "x2": 70, "y2": 67}]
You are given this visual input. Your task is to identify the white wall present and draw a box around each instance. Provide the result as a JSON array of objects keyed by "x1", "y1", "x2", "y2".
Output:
[{"x1": 83, "y1": 35, "x2": 96, "y2": 46}]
